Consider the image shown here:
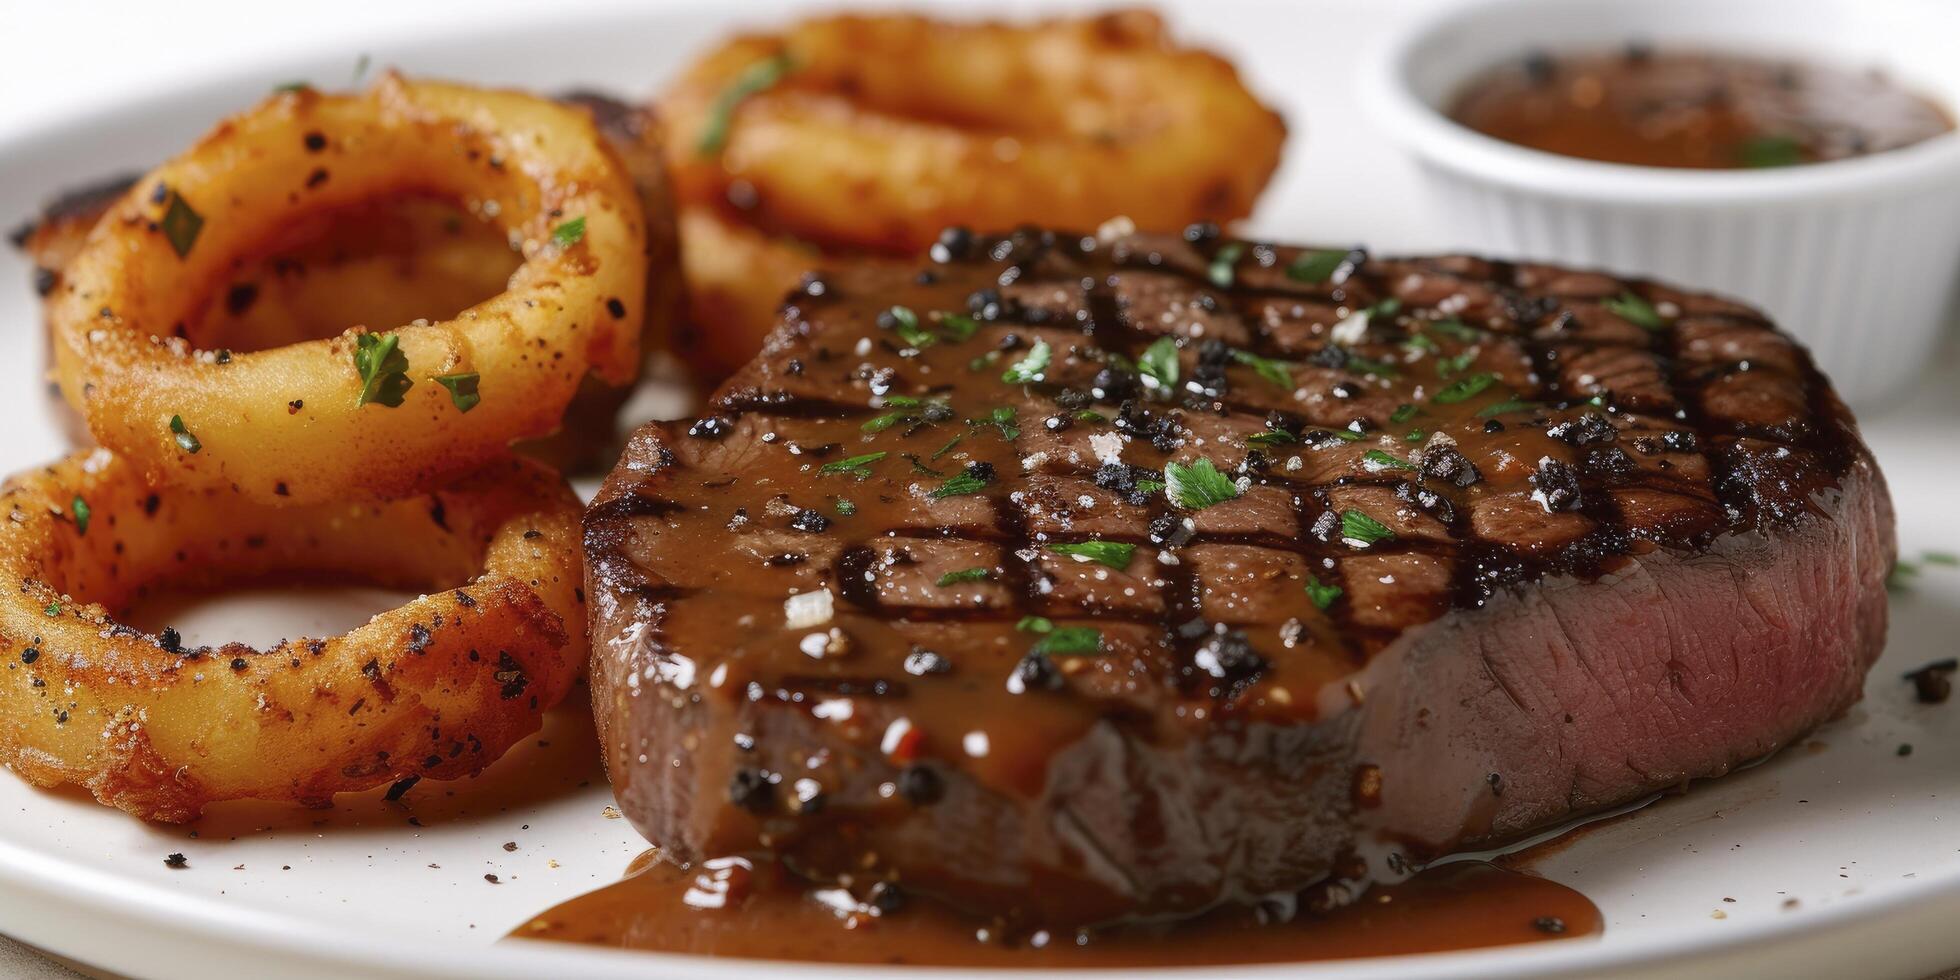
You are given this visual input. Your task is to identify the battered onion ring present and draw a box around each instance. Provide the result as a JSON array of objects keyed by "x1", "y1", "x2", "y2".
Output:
[
  {"x1": 672, "y1": 205, "x2": 828, "y2": 378},
  {"x1": 661, "y1": 9, "x2": 1286, "y2": 253},
  {"x1": 0, "y1": 450, "x2": 583, "y2": 822},
  {"x1": 48, "y1": 74, "x2": 648, "y2": 505}
]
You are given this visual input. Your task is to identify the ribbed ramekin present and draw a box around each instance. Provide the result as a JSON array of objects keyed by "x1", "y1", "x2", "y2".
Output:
[{"x1": 1362, "y1": 0, "x2": 1960, "y2": 408}]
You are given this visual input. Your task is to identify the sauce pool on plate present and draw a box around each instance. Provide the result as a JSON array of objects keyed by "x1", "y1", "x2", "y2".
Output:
[
  {"x1": 511, "y1": 850, "x2": 1600, "y2": 967},
  {"x1": 1449, "y1": 45, "x2": 1954, "y2": 169}
]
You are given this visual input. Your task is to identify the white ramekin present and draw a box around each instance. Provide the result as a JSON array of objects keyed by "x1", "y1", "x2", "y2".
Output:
[{"x1": 1362, "y1": 0, "x2": 1960, "y2": 408}]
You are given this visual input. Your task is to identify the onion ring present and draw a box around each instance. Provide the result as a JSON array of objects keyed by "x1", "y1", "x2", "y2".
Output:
[
  {"x1": 661, "y1": 9, "x2": 1286, "y2": 254},
  {"x1": 671, "y1": 205, "x2": 829, "y2": 378},
  {"x1": 47, "y1": 74, "x2": 650, "y2": 504},
  {"x1": 0, "y1": 450, "x2": 583, "y2": 822}
]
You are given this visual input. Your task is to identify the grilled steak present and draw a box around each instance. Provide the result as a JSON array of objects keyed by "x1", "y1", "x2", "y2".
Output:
[{"x1": 585, "y1": 226, "x2": 1893, "y2": 927}]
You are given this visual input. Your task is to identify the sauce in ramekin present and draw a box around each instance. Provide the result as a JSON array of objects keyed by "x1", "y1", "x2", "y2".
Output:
[{"x1": 1450, "y1": 45, "x2": 1953, "y2": 169}]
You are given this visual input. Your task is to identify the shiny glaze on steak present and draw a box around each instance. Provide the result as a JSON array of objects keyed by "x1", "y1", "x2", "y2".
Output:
[{"x1": 585, "y1": 225, "x2": 1893, "y2": 928}]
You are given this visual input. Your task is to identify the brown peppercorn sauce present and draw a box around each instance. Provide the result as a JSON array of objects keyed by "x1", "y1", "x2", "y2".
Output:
[{"x1": 1449, "y1": 46, "x2": 1953, "y2": 169}]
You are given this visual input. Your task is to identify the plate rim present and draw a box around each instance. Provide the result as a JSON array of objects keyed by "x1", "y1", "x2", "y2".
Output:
[{"x1": 1, "y1": 4, "x2": 1956, "y2": 978}]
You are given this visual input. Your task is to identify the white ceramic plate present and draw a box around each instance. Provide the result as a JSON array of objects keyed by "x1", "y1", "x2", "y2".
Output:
[{"x1": 2, "y1": 2, "x2": 1958, "y2": 978}]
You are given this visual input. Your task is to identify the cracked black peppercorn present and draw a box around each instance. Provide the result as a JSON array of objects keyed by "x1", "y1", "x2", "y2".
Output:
[
  {"x1": 789, "y1": 509, "x2": 830, "y2": 533},
  {"x1": 867, "y1": 881, "x2": 907, "y2": 914},
  {"x1": 895, "y1": 764, "x2": 944, "y2": 805},
  {"x1": 1193, "y1": 629, "x2": 1267, "y2": 698},
  {"x1": 1418, "y1": 446, "x2": 1483, "y2": 488},
  {"x1": 1905, "y1": 658, "x2": 1956, "y2": 704},
  {"x1": 1010, "y1": 652, "x2": 1063, "y2": 693},
  {"x1": 930, "y1": 225, "x2": 974, "y2": 263},
  {"x1": 688, "y1": 416, "x2": 733, "y2": 440},
  {"x1": 728, "y1": 767, "x2": 774, "y2": 812},
  {"x1": 1547, "y1": 412, "x2": 1615, "y2": 446},
  {"x1": 1529, "y1": 458, "x2": 1584, "y2": 512}
]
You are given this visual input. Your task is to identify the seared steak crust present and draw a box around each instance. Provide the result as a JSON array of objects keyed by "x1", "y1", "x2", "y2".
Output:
[{"x1": 586, "y1": 228, "x2": 1893, "y2": 927}]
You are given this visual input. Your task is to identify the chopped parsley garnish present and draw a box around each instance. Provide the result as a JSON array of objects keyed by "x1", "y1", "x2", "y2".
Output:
[
  {"x1": 1926, "y1": 551, "x2": 1960, "y2": 567},
  {"x1": 1287, "y1": 248, "x2": 1348, "y2": 284},
  {"x1": 938, "y1": 312, "x2": 980, "y2": 342},
  {"x1": 1344, "y1": 352, "x2": 1399, "y2": 378},
  {"x1": 1137, "y1": 336, "x2": 1180, "y2": 393},
  {"x1": 1431, "y1": 372, "x2": 1496, "y2": 404},
  {"x1": 550, "y1": 216, "x2": 586, "y2": 249},
  {"x1": 169, "y1": 415, "x2": 201, "y2": 454},
  {"x1": 44, "y1": 602, "x2": 60, "y2": 617},
  {"x1": 1404, "y1": 428, "x2": 1427, "y2": 443},
  {"x1": 354, "y1": 332, "x2": 413, "y2": 407},
  {"x1": 1604, "y1": 291, "x2": 1666, "y2": 331},
  {"x1": 697, "y1": 53, "x2": 795, "y2": 156},
  {"x1": 903, "y1": 453, "x2": 946, "y2": 478},
  {"x1": 273, "y1": 81, "x2": 312, "y2": 94},
  {"x1": 819, "y1": 451, "x2": 887, "y2": 479},
  {"x1": 1034, "y1": 627, "x2": 1102, "y2": 656},
  {"x1": 937, "y1": 567, "x2": 992, "y2": 587},
  {"x1": 1231, "y1": 349, "x2": 1293, "y2": 388},
  {"x1": 971, "y1": 407, "x2": 1020, "y2": 440},
  {"x1": 1402, "y1": 333, "x2": 1439, "y2": 355},
  {"x1": 1246, "y1": 428, "x2": 1297, "y2": 447},
  {"x1": 1016, "y1": 616, "x2": 1102, "y2": 654},
  {"x1": 1001, "y1": 338, "x2": 1052, "y2": 384},
  {"x1": 1164, "y1": 458, "x2": 1239, "y2": 511},
  {"x1": 1368, "y1": 297, "x2": 1403, "y2": 320},
  {"x1": 862, "y1": 394, "x2": 950, "y2": 434},
  {"x1": 71, "y1": 495, "x2": 90, "y2": 535},
  {"x1": 1207, "y1": 242, "x2": 1246, "y2": 289},
  {"x1": 435, "y1": 372, "x2": 480, "y2": 413},
  {"x1": 1305, "y1": 574, "x2": 1341, "y2": 610},
  {"x1": 1048, "y1": 541, "x2": 1137, "y2": 571},
  {"x1": 160, "y1": 191, "x2": 203, "y2": 258},
  {"x1": 931, "y1": 435, "x2": 962, "y2": 460},
  {"x1": 1427, "y1": 317, "x2": 1481, "y2": 342},
  {"x1": 834, "y1": 498, "x2": 857, "y2": 516},
  {"x1": 861, "y1": 412, "x2": 904, "y2": 434},
  {"x1": 1362, "y1": 449, "x2": 1414, "y2": 472},
  {"x1": 929, "y1": 470, "x2": 991, "y2": 498},
  {"x1": 1390, "y1": 403, "x2": 1418, "y2": 423},
  {"x1": 1331, "y1": 427, "x2": 1366, "y2": 442},
  {"x1": 1340, "y1": 509, "x2": 1396, "y2": 546},
  {"x1": 1434, "y1": 350, "x2": 1477, "y2": 378},
  {"x1": 1476, "y1": 399, "x2": 1541, "y2": 418},
  {"x1": 885, "y1": 305, "x2": 934, "y2": 348},
  {"x1": 1739, "y1": 135, "x2": 1804, "y2": 169},
  {"x1": 1075, "y1": 410, "x2": 1108, "y2": 424},
  {"x1": 1135, "y1": 478, "x2": 1166, "y2": 495}
]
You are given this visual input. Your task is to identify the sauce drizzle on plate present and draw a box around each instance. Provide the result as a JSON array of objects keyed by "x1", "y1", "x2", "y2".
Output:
[{"x1": 513, "y1": 850, "x2": 1600, "y2": 966}]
